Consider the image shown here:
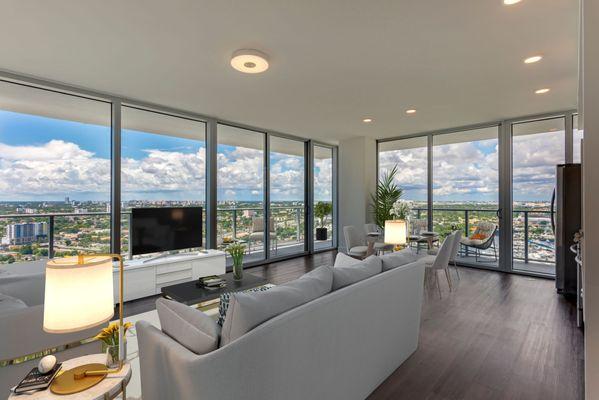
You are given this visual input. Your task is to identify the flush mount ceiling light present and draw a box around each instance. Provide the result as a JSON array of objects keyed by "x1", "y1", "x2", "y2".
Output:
[
  {"x1": 524, "y1": 55, "x2": 543, "y2": 64},
  {"x1": 503, "y1": 0, "x2": 522, "y2": 4},
  {"x1": 230, "y1": 49, "x2": 269, "y2": 74},
  {"x1": 405, "y1": 109, "x2": 417, "y2": 114},
  {"x1": 363, "y1": 118, "x2": 373, "y2": 123},
  {"x1": 535, "y1": 88, "x2": 550, "y2": 94}
]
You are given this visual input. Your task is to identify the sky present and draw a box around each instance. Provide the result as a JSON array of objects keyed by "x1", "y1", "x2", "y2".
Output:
[
  {"x1": 379, "y1": 131, "x2": 566, "y2": 203},
  {"x1": 0, "y1": 110, "x2": 332, "y2": 202}
]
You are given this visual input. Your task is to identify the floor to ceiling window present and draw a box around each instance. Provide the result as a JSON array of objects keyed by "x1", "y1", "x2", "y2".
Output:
[
  {"x1": 378, "y1": 137, "x2": 428, "y2": 239},
  {"x1": 269, "y1": 136, "x2": 306, "y2": 257},
  {"x1": 432, "y1": 126, "x2": 500, "y2": 267},
  {"x1": 217, "y1": 124, "x2": 266, "y2": 264},
  {"x1": 120, "y1": 106, "x2": 206, "y2": 259},
  {"x1": 313, "y1": 145, "x2": 335, "y2": 250},
  {"x1": 0, "y1": 80, "x2": 111, "y2": 266},
  {"x1": 377, "y1": 112, "x2": 576, "y2": 278},
  {"x1": 512, "y1": 117, "x2": 565, "y2": 275}
]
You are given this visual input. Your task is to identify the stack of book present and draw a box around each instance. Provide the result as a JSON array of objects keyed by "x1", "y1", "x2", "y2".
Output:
[
  {"x1": 197, "y1": 275, "x2": 226, "y2": 289},
  {"x1": 13, "y1": 363, "x2": 62, "y2": 394}
]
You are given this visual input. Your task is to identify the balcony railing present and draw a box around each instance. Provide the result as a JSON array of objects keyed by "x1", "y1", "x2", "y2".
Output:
[
  {"x1": 0, "y1": 206, "x2": 331, "y2": 264},
  {"x1": 413, "y1": 207, "x2": 554, "y2": 265}
]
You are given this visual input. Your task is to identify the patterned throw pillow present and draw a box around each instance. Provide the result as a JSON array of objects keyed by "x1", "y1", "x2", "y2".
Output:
[{"x1": 217, "y1": 285, "x2": 273, "y2": 326}]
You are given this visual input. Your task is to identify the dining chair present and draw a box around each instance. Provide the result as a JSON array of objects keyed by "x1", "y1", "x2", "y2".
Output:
[{"x1": 422, "y1": 231, "x2": 456, "y2": 298}]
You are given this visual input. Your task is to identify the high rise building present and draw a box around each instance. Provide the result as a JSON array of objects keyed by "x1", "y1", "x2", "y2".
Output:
[{"x1": 4, "y1": 222, "x2": 48, "y2": 245}]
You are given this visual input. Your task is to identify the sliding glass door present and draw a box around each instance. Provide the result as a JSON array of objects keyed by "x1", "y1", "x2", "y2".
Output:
[
  {"x1": 432, "y1": 126, "x2": 500, "y2": 268},
  {"x1": 511, "y1": 117, "x2": 565, "y2": 276},
  {"x1": 269, "y1": 136, "x2": 307, "y2": 258}
]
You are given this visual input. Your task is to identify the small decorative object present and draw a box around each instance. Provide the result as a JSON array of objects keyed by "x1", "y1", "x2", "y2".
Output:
[
  {"x1": 385, "y1": 220, "x2": 407, "y2": 251},
  {"x1": 314, "y1": 201, "x2": 333, "y2": 241},
  {"x1": 95, "y1": 322, "x2": 133, "y2": 368},
  {"x1": 226, "y1": 243, "x2": 245, "y2": 280},
  {"x1": 38, "y1": 355, "x2": 57, "y2": 374}
]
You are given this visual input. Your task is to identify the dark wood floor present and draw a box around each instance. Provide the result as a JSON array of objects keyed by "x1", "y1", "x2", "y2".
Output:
[{"x1": 123, "y1": 250, "x2": 585, "y2": 399}]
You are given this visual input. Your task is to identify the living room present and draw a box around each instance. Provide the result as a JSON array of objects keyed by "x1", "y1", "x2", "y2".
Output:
[{"x1": 0, "y1": 1, "x2": 597, "y2": 399}]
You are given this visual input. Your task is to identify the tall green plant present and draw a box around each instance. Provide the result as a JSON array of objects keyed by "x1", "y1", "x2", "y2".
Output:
[
  {"x1": 370, "y1": 165, "x2": 403, "y2": 229},
  {"x1": 314, "y1": 201, "x2": 333, "y2": 228}
]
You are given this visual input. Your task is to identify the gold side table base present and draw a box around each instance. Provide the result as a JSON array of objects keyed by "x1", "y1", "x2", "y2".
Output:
[{"x1": 50, "y1": 363, "x2": 107, "y2": 395}]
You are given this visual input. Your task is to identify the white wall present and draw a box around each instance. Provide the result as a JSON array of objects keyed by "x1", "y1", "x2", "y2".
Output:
[
  {"x1": 582, "y1": 0, "x2": 599, "y2": 398},
  {"x1": 338, "y1": 136, "x2": 377, "y2": 251}
]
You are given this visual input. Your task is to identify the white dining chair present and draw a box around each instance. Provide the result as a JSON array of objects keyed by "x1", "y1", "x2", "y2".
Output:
[
  {"x1": 428, "y1": 230, "x2": 462, "y2": 280},
  {"x1": 422, "y1": 231, "x2": 456, "y2": 298}
]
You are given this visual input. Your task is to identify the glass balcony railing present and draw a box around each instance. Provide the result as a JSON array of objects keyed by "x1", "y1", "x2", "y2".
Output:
[{"x1": 413, "y1": 207, "x2": 555, "y2": 267}]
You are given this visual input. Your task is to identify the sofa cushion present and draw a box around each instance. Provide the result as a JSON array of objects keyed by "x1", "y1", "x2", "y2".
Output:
[
  {"x1": 220, "y1": 265, "x2": 333, "y2": 346},
  {"x1": 380, "y1": 250, "x2": 419, "y2": 271},
  {"x1": 0, "y1": 292, "x2": 27, "y2": 314},
  {"x1": 332, "y1": 255, "x2": 382, "y2": 290},
  {"x1": 218, "y1": 285, "x2": 272, "y2": 326},
  {"x1": 156, "y1": 298, "x2": 219, "y2": 355}
]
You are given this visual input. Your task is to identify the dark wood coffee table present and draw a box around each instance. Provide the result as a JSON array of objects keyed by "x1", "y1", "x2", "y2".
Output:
[{"x1": 161, "y1": 273, "x2": 268, "y2": 306}]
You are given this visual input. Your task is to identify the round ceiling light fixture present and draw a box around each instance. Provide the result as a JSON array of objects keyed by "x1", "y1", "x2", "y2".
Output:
[
  {"x1": 363, "y1": 118, "x2": 373, "y2": 123},
  {"x1": 230, "y1": 49, "x2": 269, "y2": 74},
  {"x1": 524, "y1": 55, "x2": 543, "y2": 64},
  {"x1": 535, "y1": 88, "x2": 550, "y2": 94},
  {"x1": 405, "y1": 109, "x2": 417, "y2": 114},
  {"x1": 503, "y1": 0, "x2": 522, "y2": 5}
]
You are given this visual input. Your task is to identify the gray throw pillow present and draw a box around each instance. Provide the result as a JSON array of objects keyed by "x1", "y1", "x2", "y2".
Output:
[
  {"x1": 218, "y1": 285, "x2": 272, "y2": 326},
  {"x1": 380, "y1": 250, "x2": 419, "y2": 271},
  {"x1": 332, "y1": 255, "x2": 382, "y2": 290},
  {"x1": 334, "y1": 252, "x2": 363, "y2": 267},
  {"x1": 220, "y1": 265, "x2": 333, "y2": 346},
  {"x1": 156, "y1": 298, "x2": 220, "y2": 355}
]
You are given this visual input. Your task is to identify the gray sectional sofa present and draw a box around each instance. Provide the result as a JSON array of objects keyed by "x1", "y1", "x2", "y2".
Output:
[{"x1": 136, "y1": 251, "x2": 425, "y2": 400}]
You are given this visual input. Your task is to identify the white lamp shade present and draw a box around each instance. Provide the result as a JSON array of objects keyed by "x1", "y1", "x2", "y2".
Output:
[
  {"x1": 43, "y1": 256, "x2": 114, "y2": 334},
  {"x1": 385, "y1": 220, "x2": 407, "y2": 245}
]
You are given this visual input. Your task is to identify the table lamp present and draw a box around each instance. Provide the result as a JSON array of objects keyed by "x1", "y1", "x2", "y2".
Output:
[
  {"x1": 43, "y1": 254, "x2": 125, "y2": 395},
  {"x1": 385, "y1": 220, "x2": 407, "y2": 251}
]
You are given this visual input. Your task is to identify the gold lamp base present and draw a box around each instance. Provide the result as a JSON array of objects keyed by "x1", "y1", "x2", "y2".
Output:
[{"x1": 50, "y1": 363, "x2": 107, "y2": 395}]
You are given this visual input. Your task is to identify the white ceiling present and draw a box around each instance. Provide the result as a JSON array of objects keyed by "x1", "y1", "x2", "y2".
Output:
[{"x1": 0, "y1": 0, "x2": 579, "y2": 143}]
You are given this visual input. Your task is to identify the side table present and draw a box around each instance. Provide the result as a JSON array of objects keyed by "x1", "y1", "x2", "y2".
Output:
[{"x1": 9, "y1": 354, "x2": 131, "y2": 400}]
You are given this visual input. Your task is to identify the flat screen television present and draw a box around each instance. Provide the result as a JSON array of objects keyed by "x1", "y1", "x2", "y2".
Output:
[{"x1": 131, "y1": 207, "x2": 203, "y2": 256}]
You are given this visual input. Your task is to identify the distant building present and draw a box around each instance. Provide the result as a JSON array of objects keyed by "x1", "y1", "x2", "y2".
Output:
[
  {"x1": 106, "y1": 203, "x2": 111, "y2": 213},
  {"x1": 4, "y1": 222, "x2": 47, "y2": 245},
  {"x1": 74, "y1": 208, "x2": 88, "y2": 214},
  {"x1": 243, "y1": 210, "x2": 256, "y2": 218},
  {"x1": 65, "y1": 196, "x2": 70, "y2": 204}
]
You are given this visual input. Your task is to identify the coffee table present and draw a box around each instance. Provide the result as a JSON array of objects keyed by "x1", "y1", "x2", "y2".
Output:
[{"x1": 161, "y1": 273, "x2": 268, "y2": 306}]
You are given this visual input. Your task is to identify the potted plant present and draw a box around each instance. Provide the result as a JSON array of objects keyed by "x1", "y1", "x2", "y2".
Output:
[
  {"x1": 370, "y1": 165, "x2": 403, "y2": 229},
  {"x1": 95, "y1": 321, "x2": 133, "y2": 368},
  {"x1": 226, "y1": 243, "x2": 246, "y2": 280},
  {"x1": 314, "y1": 201, "x2": 333, "y2": 241}
]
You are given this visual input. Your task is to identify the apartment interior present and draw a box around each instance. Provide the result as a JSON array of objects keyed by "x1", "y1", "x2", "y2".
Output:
[{"x1": 0, "y1": 1, "x2": 597, "y2": 399}]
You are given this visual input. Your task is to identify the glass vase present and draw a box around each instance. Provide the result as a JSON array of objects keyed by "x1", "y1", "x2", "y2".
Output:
[
  {"x1": 103, "y1": 340, "x2": 126, "y2": 368},
  {"x1": 233, "y1": 259, "x2": 243, "y2": 280}
]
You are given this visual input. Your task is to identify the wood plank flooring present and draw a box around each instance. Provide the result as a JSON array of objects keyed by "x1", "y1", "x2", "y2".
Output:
[{"x1": 123, "y1": 250, "x2": 584, "y2": 399}]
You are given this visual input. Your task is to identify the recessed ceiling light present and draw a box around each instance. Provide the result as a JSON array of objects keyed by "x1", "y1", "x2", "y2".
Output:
[
  {"x1": 230, "y1": 49, "x2": 269, "y2": 74},
  {"x1": 535, "y1": 88, "x2": 550, "y2": 94},
  {"x1": 524, "y1": 55, "x2": 543, "y2": 64},
  {"x1": 503, "y1": 0, "x2": 522, "y2": 5},
  {"x1": 363, "y1": 118, "x2": 373, "y2": 123},
  {"x1": 405, "y1": 109, "x2": 417, "y2": 114}
]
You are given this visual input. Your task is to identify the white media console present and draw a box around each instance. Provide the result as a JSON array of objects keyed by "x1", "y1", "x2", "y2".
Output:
[{"x1": 113, "y1": 250, "x2": 226, "y2": 302}]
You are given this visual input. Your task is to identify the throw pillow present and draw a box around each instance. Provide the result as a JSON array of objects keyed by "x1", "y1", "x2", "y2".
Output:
[
  {"x1": 220, "y1": 265, "x2": 333, "y2": 346},
  {"x1": 218, "y1": 285, "x2": 272, "y2": 327},
  {"x1": 332, "y1": 255, "x2": 382, "y2": 290},
  {"x1": 156, "y1": 298, "x2": 220, "y2": 355},
  {"x1": 470, "y1": 233, "x2": 486, "y2": 240},
  {"x1": 334, "y1": 252, "x2": 363, "y2": 267}
]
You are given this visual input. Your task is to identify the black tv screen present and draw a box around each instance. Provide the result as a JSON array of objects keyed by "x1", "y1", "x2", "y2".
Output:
[{"x1": 131, "y1": 207, "x2": 203, "y2": 256}]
